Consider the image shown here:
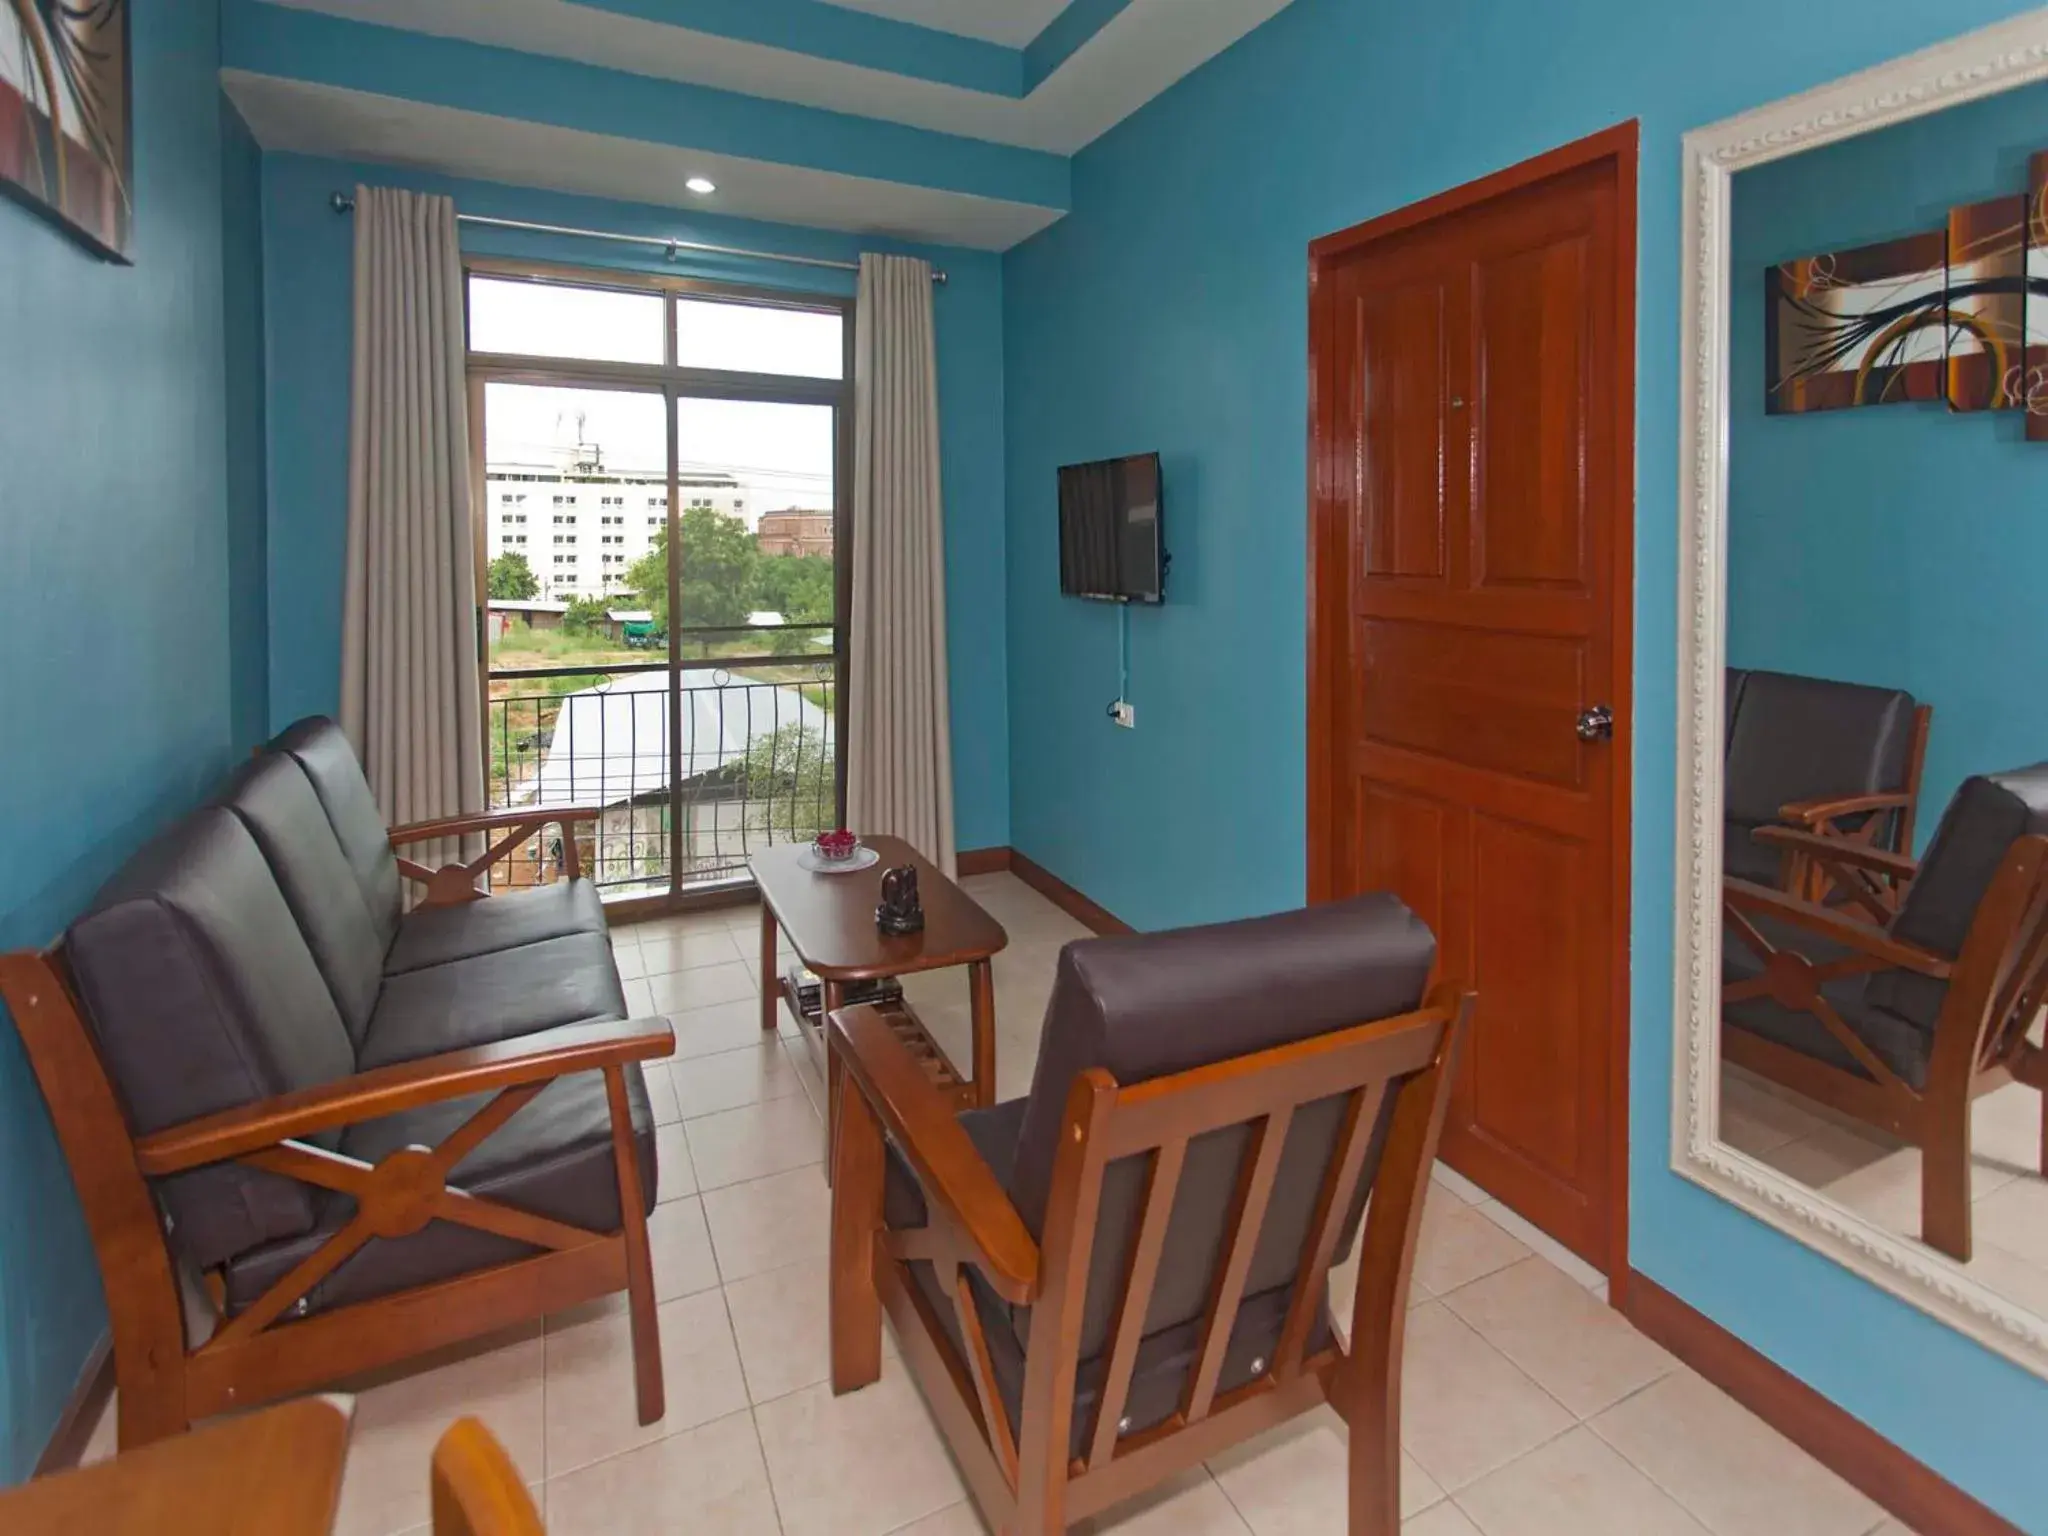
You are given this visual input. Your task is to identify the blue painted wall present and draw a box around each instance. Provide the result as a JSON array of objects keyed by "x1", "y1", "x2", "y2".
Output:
[
  {"x1": 999, "y1": 0, "x2": 2048, "y2": 1522},
  {"x1": 221, "y1": 95, "x2": 270, "y2": 756},
  {"x1": 260, "y1": 154, "x2": 1011, "y2": 852},
  {"x1": 0, "y1": 5, "x2": 260, "y2": 1481},
  {"x1": 1729, "y1": 80, "x2": 2048, "y2": 841}
]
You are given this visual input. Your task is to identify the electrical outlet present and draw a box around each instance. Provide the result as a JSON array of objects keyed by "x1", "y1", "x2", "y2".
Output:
[{"x1": 1111, "y1": 700, "x2": 1136, "y2": 729}]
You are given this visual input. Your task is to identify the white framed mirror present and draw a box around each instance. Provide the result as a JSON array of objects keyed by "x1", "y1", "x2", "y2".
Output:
[{"x1": 1673, "y1": 8, "x2": 2048, "y2": 1376}]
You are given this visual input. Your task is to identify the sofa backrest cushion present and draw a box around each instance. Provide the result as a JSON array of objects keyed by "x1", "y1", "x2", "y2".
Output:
[
  {"x1": 66, "y1": 808, "x2": 356, "y2": 1268},
  {"x1": 1008, "y1": 894, "x2": 1436, "y2": 1363},
  {"x1": 1723, "y1": 670, "x2": 1917, "y2": 829},
  {"x1": 271, "y1": 717, "x2": 401, "y2": 952},
  {"x1": 220, "y1": 752, "x2": 389, "y2": 1048},
  {"x1": 1868, "y1": 764, "x2": 2048, "y2": 1037}
]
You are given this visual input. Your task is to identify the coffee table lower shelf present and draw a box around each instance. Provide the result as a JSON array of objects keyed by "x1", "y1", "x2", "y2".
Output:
[{"x1": 778, "y1": 970, "x2": 975, "y2": 1109}]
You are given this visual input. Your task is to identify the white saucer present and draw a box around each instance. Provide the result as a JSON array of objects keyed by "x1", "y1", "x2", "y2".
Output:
[{"x1": 796, "y1": 844, "x2": 880, "y2": 874}]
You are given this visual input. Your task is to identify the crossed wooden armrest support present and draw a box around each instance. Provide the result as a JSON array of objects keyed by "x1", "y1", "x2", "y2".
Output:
[
  {"x1": 1772, "y1": 791, "x2": 1917, "y2": 909},
  {"x1": 132, "y1": 1013, "x2": 675, "y2": 1423},
  {"x1": 386, "y1": 804, "x2": 606, "y2": 907},
  {"x1": 1751, "y1": 823, "x2": 1919, "y2": 926}
]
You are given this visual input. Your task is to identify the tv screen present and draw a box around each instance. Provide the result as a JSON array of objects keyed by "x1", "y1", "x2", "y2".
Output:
[{"x1": 1058, "y1": 452, "x2": 1164, "y2": 603}]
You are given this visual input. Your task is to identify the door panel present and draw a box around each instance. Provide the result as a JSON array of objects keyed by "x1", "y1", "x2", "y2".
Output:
[
  {"x1": 1358, "y1": 277, "x2": 1452, "y2": 582},
  {"x1": 1472, "y1": 233, "x2": 1592, "y2": 590},
  {"x1": 1357, "y1": 619, "x2": 1587, "y2": 789},
  {"x1": 1310, "y1": 132, "x2": 1632, "y2": 1269},
  {"x1": 1468, "y1": 814, "x2": 1591, "y2": 1189}
]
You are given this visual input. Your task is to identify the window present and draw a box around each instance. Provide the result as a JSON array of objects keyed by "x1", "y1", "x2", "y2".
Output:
[
  {"x1": 470, "y1": 266, "x2": 848, "y2": 900},
  {"x1": 469, "y1": 276, "x2": 663, "y2": 365},
  {"x1": 675, "y1": 297, "x2": 843, "y2": 379}
]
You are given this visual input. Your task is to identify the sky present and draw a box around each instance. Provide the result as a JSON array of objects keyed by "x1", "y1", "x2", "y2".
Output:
[{"x1": 474, "y1": 278, "x2": 840, "y2": 515}]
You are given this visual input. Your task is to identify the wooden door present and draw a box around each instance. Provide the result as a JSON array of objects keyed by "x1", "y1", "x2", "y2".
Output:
[{"x1": 1308, "y1": 126, "x2": 1636, "y2": 1272}]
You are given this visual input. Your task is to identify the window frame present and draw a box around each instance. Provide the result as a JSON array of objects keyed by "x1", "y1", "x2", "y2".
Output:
[{"x1": 464, "y1": 256, "x2": 856, "y2": 911}]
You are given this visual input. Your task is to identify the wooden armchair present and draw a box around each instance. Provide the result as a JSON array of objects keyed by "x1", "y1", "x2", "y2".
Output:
[
  {"x1": 1723, "y1": 669, "x2": 1930, "y2": 905},
  {"x1": 1722, "y1": 764, "x2": 2048, "y2": 1261},
  {"x1": 828, "y1": 893, "x2": 1470, "y2": 1534}
]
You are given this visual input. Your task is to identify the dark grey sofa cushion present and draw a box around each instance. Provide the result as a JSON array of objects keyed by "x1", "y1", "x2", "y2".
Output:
[
  {"x1": 358, "y1": 931, "x2": 631, "y2": 1069},
  {"x1": 387, "y1": 880, "x2": 609, "y2": 976},
  {"x1": 222, "y1": 1065, "x2": 657, "y2": 1316},
  {"x1": 66, "y1": 809, "x2": 357, "y2": 1270},
  {"x1": 219, "y1": 752, "x2": 388, "y2": 1047},
  {"x1": 1723, "y1": 671, "x2": 1918, "y2": 829},
  {"x1": 270, "y1": 717, "x2": 402, "y2": 953}
]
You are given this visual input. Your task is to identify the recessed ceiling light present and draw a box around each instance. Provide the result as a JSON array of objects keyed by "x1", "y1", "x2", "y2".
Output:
[{"x1": 685, "y1": 176, "x2": 716, "y2": 196}]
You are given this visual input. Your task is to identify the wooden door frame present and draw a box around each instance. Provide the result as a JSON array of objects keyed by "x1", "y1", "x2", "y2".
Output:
[{"x1": 1304, "y1": 120, "x2": 1638, "y2": 1298}]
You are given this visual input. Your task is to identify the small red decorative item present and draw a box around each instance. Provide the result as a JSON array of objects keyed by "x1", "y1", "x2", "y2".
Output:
[{"x1": 814, "y1": 829, "x2": 859, "y2": 862}]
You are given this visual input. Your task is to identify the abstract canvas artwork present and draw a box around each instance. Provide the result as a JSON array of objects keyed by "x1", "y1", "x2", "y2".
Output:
[
  {"x1": 1766, "y1": 149, "x2": 2048, "y2": 438},
  {"x1": 0, "y1": 1, "x2": 132, "y2": 261}
]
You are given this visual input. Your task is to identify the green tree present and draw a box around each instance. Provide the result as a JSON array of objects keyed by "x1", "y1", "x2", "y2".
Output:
[
  {"x1": 740, "y1": 723, "x2": 835, "y2": 839},
  {"x1": 563, "y1": 595, "x2": 610, "y2": 634},
  {"x1": 487, "y1": 550, "x2": 539, "y2": 600},
  {"x1": 749, "y1": 553, "x2": 835, "y2": 627},
  {"x1": 627, "y1": 508, "x2": 761, "y2": 636}
]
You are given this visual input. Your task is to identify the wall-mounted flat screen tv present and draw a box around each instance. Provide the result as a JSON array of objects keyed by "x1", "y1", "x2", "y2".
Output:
[{"x1": 1057, "y1": 452, "x2": 1165, "y2": 603}]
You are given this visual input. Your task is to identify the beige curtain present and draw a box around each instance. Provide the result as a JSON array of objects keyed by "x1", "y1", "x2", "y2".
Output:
[
  {"x1": 339, "y1": 185, "x2": 483, "y2": 856},
  {"x1": 847, "y1": 253, "x2": 955, "y2": 875}
]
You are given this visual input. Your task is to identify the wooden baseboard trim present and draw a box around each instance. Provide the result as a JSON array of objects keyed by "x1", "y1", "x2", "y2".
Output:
[
  {"x1": 1622, "y1": 1271, "x2": 2022, "y2": 1536},
  {"x1": 1007, "y1": 849, "x2": 1133, "y2": 936},
  {"x1": 955, "y1": 846, "x2": 1012, "y2": 878},
  {"x1": 34, "y1": 1333, "x2": 113, "y2": 1476}
]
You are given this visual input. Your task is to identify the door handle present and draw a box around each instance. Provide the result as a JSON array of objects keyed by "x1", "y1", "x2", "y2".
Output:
[{"x1": 1576, "y1": 705, "x2": 1615, "y2": 742}]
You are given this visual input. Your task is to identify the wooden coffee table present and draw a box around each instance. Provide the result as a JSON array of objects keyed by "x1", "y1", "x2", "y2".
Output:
[{"x1": 752, "y1": 835, "x2": 1008, "y2": 1110}]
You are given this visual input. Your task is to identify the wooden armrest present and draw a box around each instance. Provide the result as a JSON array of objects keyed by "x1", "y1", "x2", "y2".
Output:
[
  {"x1": 1751, "y1": 824, "x2": 1918, "y2": 880},
  {"x1": 1777, "y1": 792, "x2": 1911, "y2": 828},
  {"x1": 387, "y1": 804, "x2": 605, "y2": 848},
  {"x1": 1723, "y1": 878, "x2": 1950, "y2": 978},
  {"x1": 135, "y1": 1015, "x2": 676, "y2": 1176},
  {"x1": 829, "y1": 1004, "x2": 1038, "y2": 1304}
]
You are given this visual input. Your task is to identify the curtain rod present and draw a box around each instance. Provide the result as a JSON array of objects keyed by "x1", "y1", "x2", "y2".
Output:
[{"x1": 328, "y1": 193, "x2": 945, "y2": 283}]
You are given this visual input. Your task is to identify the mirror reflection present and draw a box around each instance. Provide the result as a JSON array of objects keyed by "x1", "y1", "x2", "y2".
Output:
[{"x1": 1717, "y1": 81, "x2": 2048, "y2": 1318}]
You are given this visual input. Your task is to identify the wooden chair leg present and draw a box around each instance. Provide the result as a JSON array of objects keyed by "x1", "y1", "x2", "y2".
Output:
[
  {"x1": 1920, "y1": 1105, "x2": 1973, "y2": 1263},
  {"x1": 830, "y1": 1068, "x2": 886, "y2": 1394},
  {"x1": 605, "y1": 1067, "x2": 665, "y2": 1426},
  {"x1": 114, "y1": 1356, "x2": 191, "y2": 1452}
]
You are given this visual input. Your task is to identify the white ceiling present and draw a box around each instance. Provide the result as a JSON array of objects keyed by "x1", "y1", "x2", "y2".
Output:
[
  {"x1": 814, "y1": 0, "x2": 1074, "y2": 47},
  {"x1": 254, "y1": 0, "x2": 1295, "y2": 154},
  {"x1": 224, "y1": 71, "x2": 1066, "y2": 249}
]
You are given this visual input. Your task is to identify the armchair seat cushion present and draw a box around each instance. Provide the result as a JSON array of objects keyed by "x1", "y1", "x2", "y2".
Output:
[
  {"x1": 386, "y1": 880, "x2": 609, "y2": 976},
  {"x1": 358, "y1": 931, "x2": 630, "y2": 1069},
  {"x1": 222, "y1": 1066, "x2": 657, "y2": 1316}
]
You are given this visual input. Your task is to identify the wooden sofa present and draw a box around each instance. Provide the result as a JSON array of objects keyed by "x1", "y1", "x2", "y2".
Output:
[{"x1": 0, "y1": 718, "x2": 674, "y2": 1450}]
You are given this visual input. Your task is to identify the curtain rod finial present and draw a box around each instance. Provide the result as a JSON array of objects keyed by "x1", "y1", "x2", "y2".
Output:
[
  {"x1": 331, "y1": 192, "x2": 356, "y2": 214},
  {"x1": 663, "y1": 241, "x2": 679, "y2": 263}
]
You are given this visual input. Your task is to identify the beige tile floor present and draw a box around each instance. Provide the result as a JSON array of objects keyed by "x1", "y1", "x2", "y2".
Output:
[
  {"x1": 81, "y1": 873, "x2": 1914, "y2": 1535},
  {"x1": 1721, "y1": 1062, "x2": 2048, "y2": 1317}
]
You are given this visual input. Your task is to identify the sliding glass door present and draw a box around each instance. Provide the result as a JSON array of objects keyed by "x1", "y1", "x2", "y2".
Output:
[{"x1": 469, "y1": 263, "x2": 851, "y2": 906}]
